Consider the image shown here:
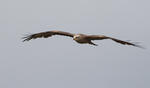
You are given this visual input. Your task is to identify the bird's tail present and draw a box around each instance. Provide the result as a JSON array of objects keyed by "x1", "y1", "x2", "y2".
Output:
[{"x1": 88, "y1": 41, "x2": 98, "y2": 46}]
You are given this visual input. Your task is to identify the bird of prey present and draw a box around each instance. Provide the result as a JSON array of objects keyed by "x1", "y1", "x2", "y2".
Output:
[{"x1": 22, "y1": 30, "x2": 143, "y2": 48}]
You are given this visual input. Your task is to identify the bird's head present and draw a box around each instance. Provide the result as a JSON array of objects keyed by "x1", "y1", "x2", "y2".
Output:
[{"x1": 73, "y1": 34, "x2": 81, "y2": 40}]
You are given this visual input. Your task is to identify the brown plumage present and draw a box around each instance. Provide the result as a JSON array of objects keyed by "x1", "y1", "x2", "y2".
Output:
[{"x1": 22, "y1": 30, "x2": 143, "y2": 48}]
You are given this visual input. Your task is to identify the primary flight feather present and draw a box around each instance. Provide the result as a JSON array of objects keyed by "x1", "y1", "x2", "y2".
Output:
[{"x1": 22, "y1": 30, "x2": 143, "y2": 48}]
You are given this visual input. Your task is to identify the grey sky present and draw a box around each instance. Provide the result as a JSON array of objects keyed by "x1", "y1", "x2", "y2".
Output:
[{"x1": 0, "y1": 0, "x2": 150, "y2": 88}]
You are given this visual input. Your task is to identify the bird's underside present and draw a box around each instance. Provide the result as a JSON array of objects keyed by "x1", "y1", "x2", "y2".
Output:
[{"x1": 22, "y1": 30, "x2": 143, "y2": 48}]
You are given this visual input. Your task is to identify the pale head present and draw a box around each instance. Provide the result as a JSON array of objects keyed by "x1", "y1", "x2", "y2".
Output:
[{"x1": 73, "y1": 34, "x2": 81, "y2": 40}]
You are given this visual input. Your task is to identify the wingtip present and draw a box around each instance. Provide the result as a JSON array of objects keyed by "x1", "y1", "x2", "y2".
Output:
[
  {"x1": 22, "y1": 35, "x2": 32, "y2": 42},
  {"x1": 128, "y1": 41, "x2": 145, "y2": 49},
  {"x1": 134, "y1": 44, "x2": 146, "y2": 49}
]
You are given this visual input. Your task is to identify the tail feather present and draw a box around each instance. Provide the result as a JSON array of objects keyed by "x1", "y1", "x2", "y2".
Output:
[{"x1": 88, "y1": 41, "x2": 98, "y2": 46}]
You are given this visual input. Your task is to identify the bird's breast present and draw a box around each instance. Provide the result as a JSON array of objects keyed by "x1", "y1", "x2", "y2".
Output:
[{"x1": 73, "y1": 37, "x2": 89, "y2": 43}]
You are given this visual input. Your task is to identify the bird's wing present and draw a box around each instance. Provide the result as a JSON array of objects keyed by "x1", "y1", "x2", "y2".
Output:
[
  {"x1": 86, "y1": 35, "x2": 144, "y2": 48},
  {"x1": 22, "y1": 30, "x2": 74, "y2": 42},
  {"x1": 86, "y1": 35, "x2": 109, "y2": 40}
]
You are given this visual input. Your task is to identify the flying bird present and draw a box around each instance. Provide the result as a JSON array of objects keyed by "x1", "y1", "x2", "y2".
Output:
[{"x1": 22, "y1": 30, "x2": 143, "y2": 48}]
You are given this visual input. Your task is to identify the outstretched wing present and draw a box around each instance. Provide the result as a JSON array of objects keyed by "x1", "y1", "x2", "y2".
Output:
[
  {"x1": 22, "y1": 30, "x2": 74, "y2": 42},
  {"x1": 86, "y1": 35, "x2": 144, "y2": 48}
]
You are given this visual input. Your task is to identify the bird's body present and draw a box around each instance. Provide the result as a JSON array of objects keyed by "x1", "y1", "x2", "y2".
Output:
[
  {"x1": 73, "y1": 34, "x2": 89, "y2": 43},
  {"x1": 22, "y1": 30, "x2": 143, "y2": 48}
]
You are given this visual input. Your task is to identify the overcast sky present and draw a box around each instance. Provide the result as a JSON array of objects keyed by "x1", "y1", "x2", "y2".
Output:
[{"x1": 0, "y1": 0, "x2": 150, "y2": 88}]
